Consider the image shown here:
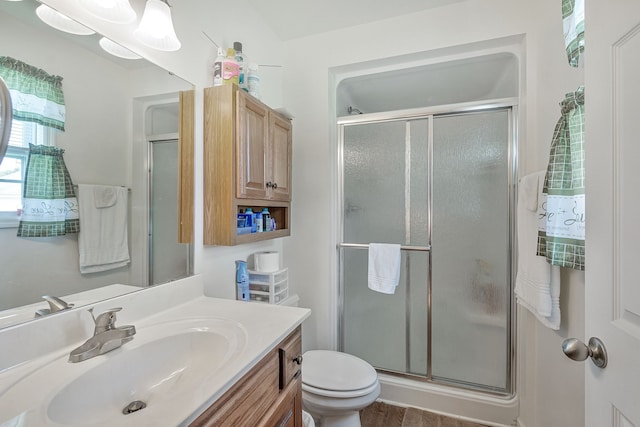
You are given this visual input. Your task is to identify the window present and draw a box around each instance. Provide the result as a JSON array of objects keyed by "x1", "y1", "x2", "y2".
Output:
[{"x1": 0, "y1": 120, "x2": 54, "y2": 227}]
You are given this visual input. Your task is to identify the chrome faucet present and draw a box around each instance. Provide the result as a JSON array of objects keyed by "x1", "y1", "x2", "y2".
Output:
[
  {"x1": 68, "y1": 307, "x2": 136, "y2": 363},
  {"x1": 34, "y1": 295, "x2": 75, "y2": 317}
]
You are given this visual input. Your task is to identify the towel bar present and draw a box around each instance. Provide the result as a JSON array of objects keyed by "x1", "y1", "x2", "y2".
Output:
[
  {"x1": 73, "y1": 184, "x2": 131, "y2": 192},
  {"x1": 337, "y1": 243, "x2": 431, "y2": 252}
]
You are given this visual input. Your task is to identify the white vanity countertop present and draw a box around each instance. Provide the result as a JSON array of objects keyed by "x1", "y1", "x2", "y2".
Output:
[{"x1": 0, "y1": 276, "x2": 310, "y2": 426}]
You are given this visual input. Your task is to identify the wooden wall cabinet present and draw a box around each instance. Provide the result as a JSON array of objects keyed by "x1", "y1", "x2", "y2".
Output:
[
  {"x1": 204, "y1": 85, "x2": 292, "y2": 246},
  {"x1": 178, "y1": 89, "x2": 194, "y2": 244},
  {"x1": 190, "y1": 327, "x2": 303, "y2": 427}
]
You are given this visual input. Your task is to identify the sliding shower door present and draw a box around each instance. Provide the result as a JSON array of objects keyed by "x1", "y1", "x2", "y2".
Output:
[
  {"x1": 339, "y1": 107, "x2": 514, "y2": 394},
  {"x1": 149, "y1": 139, "x2": 190, "y2": 286},
  {"x1": 430, "y1": 111, "x2": 511, "y2": 391},
  {"x1": 340, "y1": 119, "x2": 430, "y2": 376}
]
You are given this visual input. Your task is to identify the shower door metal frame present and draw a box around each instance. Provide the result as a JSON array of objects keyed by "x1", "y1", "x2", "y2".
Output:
[
  {"x1": 148, "y1": 135, "x2": 193, "y2": 287},
  {"x1": 336, "y1": 97, "x2": 518, "y2": 397}
]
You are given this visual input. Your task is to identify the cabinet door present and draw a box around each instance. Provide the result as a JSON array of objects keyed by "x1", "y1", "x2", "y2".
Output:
[
  {"x1": 237, "y1": 91, "x2": 269, "y2": 199},
  {"x1": 268, "y1": 112, "x2": 292, "y2": 201},
  {"x1": 259, "y1": 377, "x2": 302, "y2": 427}
]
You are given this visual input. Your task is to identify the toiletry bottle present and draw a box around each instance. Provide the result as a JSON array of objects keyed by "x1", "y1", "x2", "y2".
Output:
[
  {"x1": 233, "y1": 41, "x2": 247, "y2": 91},
  {"x1": 255, "y1": 210, "x2": 263, "y2": 233},
  {"x1": 222, "y1": 48, "x2": 239, "y2": 86},
  {"x1": 245, "y1": 207, "x2": 256, "y2": 233},
  {"x1": 213, "y1": 47, "x2": 225, "y2": 87},
  {"x1": 247, "y1": 63, "x2": 260, "y2": 99},
  {"x1": 235, "y1": 260, "x2": 250, "y2": 301},
  {"x1": 261, "y1": 208, "x2": 271, "y2": 231}
]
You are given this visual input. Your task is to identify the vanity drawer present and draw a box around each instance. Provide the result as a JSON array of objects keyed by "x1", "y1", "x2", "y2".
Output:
[{"x1": 279, "y1": 327, "x2": 302, "y2": 390}]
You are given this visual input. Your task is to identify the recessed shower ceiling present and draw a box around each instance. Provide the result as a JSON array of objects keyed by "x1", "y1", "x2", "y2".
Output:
[
  {"x1": 246, "y1": 0, "x2": 470, "y2": 40},
  {"x1": 337, "y1": 53, "x2": 518, "y2": 116}
]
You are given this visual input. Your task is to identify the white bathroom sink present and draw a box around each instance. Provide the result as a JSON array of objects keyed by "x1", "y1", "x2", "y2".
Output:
[{"x1": 0, "y1": 317, "x2": 247, "y2": 426}]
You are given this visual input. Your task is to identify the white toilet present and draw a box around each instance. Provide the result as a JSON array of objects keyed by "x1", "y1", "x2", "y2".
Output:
[{"x1": 301, "y1": 350, "x2": 380, "y2": 427}]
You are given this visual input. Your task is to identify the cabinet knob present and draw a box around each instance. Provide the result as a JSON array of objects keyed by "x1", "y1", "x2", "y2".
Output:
[
  {"x1": 266, "y1": 181, "x2": 272, "y2": 188},
  {"x1": 272, "y1": 182, "x2": 278, "y2": 189},
  {"x1": 292, "y1": 355, "x2": 303, "y2": 365}
]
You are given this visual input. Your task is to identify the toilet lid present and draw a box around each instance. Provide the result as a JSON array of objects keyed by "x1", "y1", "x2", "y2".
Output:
[{"x1": 302, "y1": 350, "x2": 378, "y2": 392}]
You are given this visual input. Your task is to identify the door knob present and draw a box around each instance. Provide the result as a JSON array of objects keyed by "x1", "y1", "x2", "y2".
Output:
[{"x1": 562, "y1": 337, "x2": 608, "y2": 368}]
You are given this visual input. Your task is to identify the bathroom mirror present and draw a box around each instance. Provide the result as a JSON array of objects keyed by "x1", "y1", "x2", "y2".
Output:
[{"x1": 0, "y1": 0, "x2": 194, "y2": 329}]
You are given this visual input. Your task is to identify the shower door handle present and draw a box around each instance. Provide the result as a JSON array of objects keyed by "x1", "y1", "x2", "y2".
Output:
[{"x1": 562, "y1": 337, "x2": 608, "y2": 368}]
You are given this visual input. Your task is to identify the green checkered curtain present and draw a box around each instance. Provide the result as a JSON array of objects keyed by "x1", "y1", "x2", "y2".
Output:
[
  {"x1": 17, "y1": 144, "x2": 79, "y2": 237},
  {"x1": 0, "y1": 56, "x2": 65, "y2": 131},
  {"x1": 562, "y1": 0, "x2": 584, "y2": 67},
  {"x1": 537, "y1": 86, "x2": 585, "y2": 270}
]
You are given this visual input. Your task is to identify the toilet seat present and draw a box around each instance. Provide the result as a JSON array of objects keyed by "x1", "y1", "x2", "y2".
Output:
[
  {"x1": 302, "y1": 350, "x2": 378, "y2": 398},
  {"x1": 302, "y1": 380, "x2": 379, "y2": 398}
]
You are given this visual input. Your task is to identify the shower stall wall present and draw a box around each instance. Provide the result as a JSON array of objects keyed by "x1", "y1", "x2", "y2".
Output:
[{"x1": 338, "y1": 103, "x2": 516, "y2": 395}]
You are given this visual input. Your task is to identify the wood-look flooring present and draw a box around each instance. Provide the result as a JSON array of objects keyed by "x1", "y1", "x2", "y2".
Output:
[{"x1": 359, "y1": 401, "x2": 489, "y2": 427}]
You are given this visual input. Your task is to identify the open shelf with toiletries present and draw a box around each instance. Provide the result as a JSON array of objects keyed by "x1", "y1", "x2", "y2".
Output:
[
  {"x1": 190, "y1": 326, "x2": 303, "y2": 427},
  {"x1": 204, "y1": 84, "x2": 292, "y2": 246}
]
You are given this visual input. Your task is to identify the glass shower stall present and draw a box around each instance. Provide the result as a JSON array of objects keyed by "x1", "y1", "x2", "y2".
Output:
[{"x1": 338, "y1": 105, "x2": 516, "y2": 394}]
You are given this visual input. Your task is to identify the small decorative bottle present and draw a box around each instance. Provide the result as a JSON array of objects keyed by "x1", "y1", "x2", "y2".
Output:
[
  {"x1": 261, "y1": 208, "x2": 271, "y2": 231},
  {"x1": 245, "y1": 207, "x2": 256, "y2": 233},
  {"x1": 213, "y1": 47, "x2": 225, "y2": 87},
  {"x1": 233, "y1": 41, "x2": 247, "y2": 91},
  {"x1": 235, "y1": 260, "x2": 250, "y2": 301},
  {"x1": 255, "y1": 210, "x2": 263, "y2": 233},
  {"x1": 247, "y1": 63, "x2": 260, "y2": 99},
  {"x1": 222, "y1": 48, "x2": 239, "y2": 86}
]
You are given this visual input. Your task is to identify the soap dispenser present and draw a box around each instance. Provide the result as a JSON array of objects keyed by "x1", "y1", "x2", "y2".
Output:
[{"x1": 235, "y1": 260, "x2": 250, "y2": 301}]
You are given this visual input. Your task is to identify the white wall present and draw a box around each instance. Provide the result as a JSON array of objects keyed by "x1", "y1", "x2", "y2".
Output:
[{"x1": 279, "y1": 1, "x2": 584, "y2": 426}]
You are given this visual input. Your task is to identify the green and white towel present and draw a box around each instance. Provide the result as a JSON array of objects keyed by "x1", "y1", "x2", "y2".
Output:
[
  {"x1": 562, "y1": 0, "x2": 585, "y2": 67},
  {"x1": 537, "y1": 86, "x2": 585, "y2": 270},
  {"x1": 0, "y1": 56, "x2": 66, "y2": 131},
  {"x1": 17, "y1": 144, "x2": 79, "y2": 237}
]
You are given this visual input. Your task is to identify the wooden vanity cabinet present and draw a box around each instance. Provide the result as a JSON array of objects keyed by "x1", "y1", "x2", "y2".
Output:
[
  {"x1": 190, "y1": 326, "x2": 303, "y2": 427},
  {"x1": 204, "y1": 85, "x2": 292, "y2": 246}
]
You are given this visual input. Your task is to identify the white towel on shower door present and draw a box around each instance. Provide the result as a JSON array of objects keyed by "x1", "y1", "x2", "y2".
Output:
[
  {"x1": 368, "y1": 243, "x2": 401, "y2": 294},
  {"x1": 514, "y1": 171, "x2": 561, "y2": 330},
  {"x1": 77, "y1": 184, "x2": 130, "y2": 274}
]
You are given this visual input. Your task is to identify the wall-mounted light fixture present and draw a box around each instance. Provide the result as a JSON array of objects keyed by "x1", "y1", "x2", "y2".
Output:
[
  {"x1": 79, "y1": 0, "x2": 136, "y2": 24},
  {"x1": 35, "y1": 4, "x2": 96, "y2": 36},
  {"x1": 99, "y1": 37, "x2": 142, "y2": 59},
  {"x1": 134, "y1": 0, "x2": 181, "y2": 52},
  {"x1": 33, "y1": 0, "x2": 181, "y2": 58}
]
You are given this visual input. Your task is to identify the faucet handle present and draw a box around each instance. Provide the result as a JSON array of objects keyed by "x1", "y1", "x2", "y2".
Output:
[
  {"x1": 91, "y1": 308, "x2": 123, "y2": 333},
  {"x1": 42, "y1": 295, "x2": 74, "y2": 312}
]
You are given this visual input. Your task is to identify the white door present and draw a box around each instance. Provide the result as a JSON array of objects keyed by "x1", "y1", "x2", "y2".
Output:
[{"x1": 586, "y1": 1, "x2": 640, "y2": 425}]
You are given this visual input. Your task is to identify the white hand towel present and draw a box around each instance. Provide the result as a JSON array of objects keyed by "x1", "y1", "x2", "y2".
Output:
[
  {"x1": 93, "y1": 185, "x2": 117, "y2": 208},
  {"x1": 514, "y1": 171, "x2": 561, "y2": 329},
  {"x1": 77, "y1": 184, "x2": 130, "y2": 274},
  {"x1": 368, "y1": 243, "x2": 401, "y2": 294}
]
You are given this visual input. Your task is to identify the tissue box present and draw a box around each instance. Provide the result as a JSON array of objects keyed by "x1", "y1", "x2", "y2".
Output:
[{"x1": 248, "y1": 268, "x2": 288, "y2": 304}]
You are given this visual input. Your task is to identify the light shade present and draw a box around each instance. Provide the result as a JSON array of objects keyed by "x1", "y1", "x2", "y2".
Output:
[
  {"x1": 99, "y1": 37, "x2": 142, "y2": 60},
  {"x1": 79, "y1": 0, "x2": 137, "y2": 24},
  {"x1": 134, "y1": 0, "x2": 181, "y2": 52},
  {"x1": 35, "y1": 4, "x2": 95, "y2": 36}
]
